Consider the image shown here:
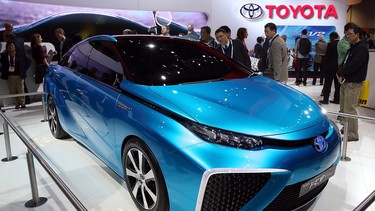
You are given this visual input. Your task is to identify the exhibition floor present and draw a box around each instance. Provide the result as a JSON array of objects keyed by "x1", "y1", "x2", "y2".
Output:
[{"x1": 0, "y1": 80, "x2": 374, "y2": 211}]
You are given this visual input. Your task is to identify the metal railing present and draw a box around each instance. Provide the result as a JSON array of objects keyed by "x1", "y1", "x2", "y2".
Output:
[
  {"x1": 0, "y1": 93, "x2": 86, "y2": 210},
  {"x1": 326, "y1": 111, "x2": 375, "y2": 161},
  {"x1": 0, "y1": 91, "x2": 47, "y2": 121},
  {"x1": 354, "y1": 190, "x2": 375, "y2": 211},
  {"x1": 326, "y1": 110, "x2": 375, "y2": 211}
]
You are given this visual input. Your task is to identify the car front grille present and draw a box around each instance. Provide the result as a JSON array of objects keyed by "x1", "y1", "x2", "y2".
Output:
[
  {"x1": 201, "y1": 173, "x2": 271, "y2": 211},
  {"x1": 264, "y1": 178, "x2": 329, "y2": 210},
  {"x1": 199, "y1": 171, "x2": 329, "y2": 211}
]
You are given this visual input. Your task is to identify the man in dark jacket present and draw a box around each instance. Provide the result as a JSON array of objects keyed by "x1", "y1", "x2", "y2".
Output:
[
  {"x1": 319, "y1": 32, "x2": 340, "y2": 105},
  {"x1": 1, "y1": 42, "x2": 31, "y2": 109},
  {"x1": 54, "y1": 28, "x2": 73, "y2": 61},
  {"x1": 336, "y1": 24, "x2": 369, "y2": 142},
  {"x1": 258, "y1": 37, "x2": 270, "y2": 72},
  {"x1": 199, "y1": 26, "x2": 218, "y2": 49},
  {"x1": 215, "y1": 28, "x2": 251, "y2": 68}
]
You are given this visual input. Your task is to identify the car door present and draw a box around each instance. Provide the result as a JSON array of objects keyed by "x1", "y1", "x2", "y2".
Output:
[
  {"x1": 74, "y1": 40, "x2": 123, "y2": 166},
  {"x1": 54, "y1": 42, "x2": 94, "y2": 139}
]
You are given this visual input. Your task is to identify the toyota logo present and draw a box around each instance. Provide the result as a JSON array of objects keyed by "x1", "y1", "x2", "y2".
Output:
[
  {"x1": 240, "y1": 3, "x2": 264, "y2": 20},
  {"x1": 313, "y1": 135, "x2": 327, "y2": 152}
]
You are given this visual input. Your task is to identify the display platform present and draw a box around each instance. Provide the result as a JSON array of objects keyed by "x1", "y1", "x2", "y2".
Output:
[
  {"x1": 0, "y1": 80, "x2": 374, "y2": 210},
  {"x1": 0, "y1": 102, "x2": 137, "y2": 210}
]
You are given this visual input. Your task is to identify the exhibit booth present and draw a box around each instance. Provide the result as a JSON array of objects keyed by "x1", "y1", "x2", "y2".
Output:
[
  {"x1": 1, "y1": 0, "x2": 375, "y2": 210},
  {"x1": 4, "y1": 0, "x2": 373, "y2": 108}
]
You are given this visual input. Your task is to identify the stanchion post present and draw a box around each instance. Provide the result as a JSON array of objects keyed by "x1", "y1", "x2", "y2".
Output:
[
  {"x1": 1, "y1": 122, "x2": 18, "y2": 162},
  {"x1": 340, "y1": 117, "x2": 351, "y2": 161},
  {"x1": 25, "y1": 150, "x2": 47, "y2": 207}
]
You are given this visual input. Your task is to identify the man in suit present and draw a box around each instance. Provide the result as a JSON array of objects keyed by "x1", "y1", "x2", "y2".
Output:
[
  {"x1": 264, "y1": 22, "x2": 288, "y2": 83},
  {"x1": 54, "y1": 28, "x2": 73, "y2": 61},
  {"x1": 214, "y1": 28, "x2": 251, "y2": 69},
  {"x1": 312, "y1": 35, "x2": 327, "y2": 85},
  {"x1": 258, "y1": 37, "x2": 269, "y2": 72}
]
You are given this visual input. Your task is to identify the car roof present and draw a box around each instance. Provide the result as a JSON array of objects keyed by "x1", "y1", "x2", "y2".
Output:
[{"x1": 83, "y1": 34, "x2": 202, "y2": 43}]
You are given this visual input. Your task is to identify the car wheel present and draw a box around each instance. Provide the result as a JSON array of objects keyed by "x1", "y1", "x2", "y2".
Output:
[
  {"x1": 123, "y1": 138, "x2": 169, "y2": 211},
  {"x1": 47, "y1": 96, "x2": 69, "y2": 139}
]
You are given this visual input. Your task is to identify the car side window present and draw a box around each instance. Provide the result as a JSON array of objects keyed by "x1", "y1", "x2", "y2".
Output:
[
  {"x1": 86, "y1": 40, "x2": 123, "y2": 87},
  {"x1": 63, "y1": 42, "x2": 92, "y2": 74}
]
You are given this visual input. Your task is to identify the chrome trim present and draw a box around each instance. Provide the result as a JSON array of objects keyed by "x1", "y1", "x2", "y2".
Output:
[
  {"x1": 313, "y1": 135, "x2": 327, "y2": 152},
  {"x1": 117, "y1": 103, "x2": 132, "y2": 111},
  {"x1": 291, "y1": 192, "x2": 320, "y2": 211},
  {"x1": 195, "y1": 168, "x2": 288, "y2": 211}
]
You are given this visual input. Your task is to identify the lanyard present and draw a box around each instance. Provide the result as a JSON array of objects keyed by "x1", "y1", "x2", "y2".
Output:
[
  {"x1": 8, "y1": 55, "x2": 15, "y2": 66},
  {"x1": 8, "y1": 55, "x2": 16, "y2": 72}
]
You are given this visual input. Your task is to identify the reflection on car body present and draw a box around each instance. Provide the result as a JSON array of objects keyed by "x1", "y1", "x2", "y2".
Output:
[{"x1": 44, "y1": 35, "x2": 341, "y2": 211}]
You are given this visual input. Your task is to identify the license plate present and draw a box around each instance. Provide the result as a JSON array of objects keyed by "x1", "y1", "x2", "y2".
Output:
[{"x1": 299, "y1": 165, "x2": 336, "y2": 197}]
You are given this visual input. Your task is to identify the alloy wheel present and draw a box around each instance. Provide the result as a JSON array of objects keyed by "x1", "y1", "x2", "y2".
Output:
[
  {"x1": 48, "y1": 99, "x2": 58, "y2": 135},
  {"x1": 125, "y1": 148, "x2": 157, "y2": 210}
]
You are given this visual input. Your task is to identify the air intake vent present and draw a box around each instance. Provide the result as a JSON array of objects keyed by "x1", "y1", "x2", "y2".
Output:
[
  {"x1": 264, "y1": 179, "x2": 328, "y2": 210},
  {"x1": 201, "y1": 173, "x2": 271, "y2": 211}
]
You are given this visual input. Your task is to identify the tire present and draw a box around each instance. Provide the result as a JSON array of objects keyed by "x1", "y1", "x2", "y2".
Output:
[
  {"x1": 123, "y1": 138, "x2": 169, "y2": 211},
  {"x1": 47, "y1": 95, "x2": 69, "y2": 139}
]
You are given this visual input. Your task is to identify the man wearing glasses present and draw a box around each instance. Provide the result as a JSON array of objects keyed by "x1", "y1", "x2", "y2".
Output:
[{"x1": 336, "y1": 23, "x2": 369, "y2": 142}]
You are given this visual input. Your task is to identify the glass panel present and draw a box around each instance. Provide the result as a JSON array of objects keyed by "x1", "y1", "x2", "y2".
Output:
[
  {"x1": 117, "y1": 38, "x2": 252, "y2": 86},
  {"x1": 86, "y1": 40, "x2": 123, "y2": 87},
  {"x1": 64, "y1": 42, "x2": 92, "y2": 73}
]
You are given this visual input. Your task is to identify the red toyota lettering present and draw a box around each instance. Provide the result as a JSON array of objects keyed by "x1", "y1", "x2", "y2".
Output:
[
  {"x1": 324, "y1": 5, "x2": 338, "y2": 19},
  {"x1": 314, "y1": 5, "x2": 325, "y2": 18},
  {"x1": 289, "y1": 5, "x2": 301, "y2": 19},
  {"x1": 300, "y1": 5, "x2": 314, "y2": 19},
  {"x1": 276, "y1": 5, "x2": 290, "y2": 19},
  {"x1": 265, "y1": 5, "x2": 277, "y2": 18},
  {"x1": 265, "y1": 4, "x2": 338, "y2": 19}
]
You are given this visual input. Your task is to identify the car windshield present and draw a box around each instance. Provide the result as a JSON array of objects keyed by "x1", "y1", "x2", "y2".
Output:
[{"x1": 117, "y1": 37, "x2": 252, "y2": 86}]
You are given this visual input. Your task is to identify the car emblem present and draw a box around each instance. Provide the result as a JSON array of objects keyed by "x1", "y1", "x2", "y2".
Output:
[
  {"x1": 240, "y1": 3, "x2": 264, "y2": 20},
  {"x1": 313, "y1": 136, "x2": 327, "y2": 152}
]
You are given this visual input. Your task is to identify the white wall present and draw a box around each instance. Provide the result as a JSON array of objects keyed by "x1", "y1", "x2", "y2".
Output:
[{"x1": 14, "y1": 0, "x2": 347, "y2": 49}]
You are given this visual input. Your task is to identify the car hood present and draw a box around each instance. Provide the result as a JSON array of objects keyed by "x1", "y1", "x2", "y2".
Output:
[{"x1": 147, "y1": 76, "x2": 326, "y2": 137}]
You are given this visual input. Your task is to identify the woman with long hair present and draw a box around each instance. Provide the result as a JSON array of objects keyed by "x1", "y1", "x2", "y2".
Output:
[
  {"x1": 236, "y1": 27, "x2": 249, "y2": 53},
  {"x1": 31, "y1": 33, "x2": 49, "y2": 84}
]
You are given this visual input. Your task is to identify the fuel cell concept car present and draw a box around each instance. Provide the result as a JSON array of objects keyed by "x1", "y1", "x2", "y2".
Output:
[{"x1": 44, "y1": 35, "x2": 341, "y2": 211}]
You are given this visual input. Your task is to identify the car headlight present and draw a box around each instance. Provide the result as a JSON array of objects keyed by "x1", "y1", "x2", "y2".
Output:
[{"x1": 185, "y1": 121, "x2": 263, "y2": 149}]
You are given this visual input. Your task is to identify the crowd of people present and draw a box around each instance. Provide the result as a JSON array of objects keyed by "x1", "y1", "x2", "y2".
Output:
[
  {"x1": 0, "y1": 21, "x2": 372, "y2": 142},
  {"x1": 0, "y1": 22, "x2": 74, "y2": 110}
]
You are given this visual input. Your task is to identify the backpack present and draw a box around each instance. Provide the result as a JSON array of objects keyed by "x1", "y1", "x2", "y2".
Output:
[{"x1": 298, "y1": 38, "x2": 311, "y2": 56}]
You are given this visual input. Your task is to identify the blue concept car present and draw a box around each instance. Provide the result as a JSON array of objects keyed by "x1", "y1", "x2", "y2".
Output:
[{"x1": 44, "y1": 35, "x2": 341, "y2": 211}]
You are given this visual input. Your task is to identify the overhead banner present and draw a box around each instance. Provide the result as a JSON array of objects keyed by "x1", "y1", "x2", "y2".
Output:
[{"x1": 240, "y1": 3, "x2": 339, "y2": 20}]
